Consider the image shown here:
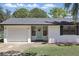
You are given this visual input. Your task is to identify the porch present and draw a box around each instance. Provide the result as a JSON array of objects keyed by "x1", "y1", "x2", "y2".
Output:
[{"x1": 31, "y1": 25, "x2": 48, "y2": 42}]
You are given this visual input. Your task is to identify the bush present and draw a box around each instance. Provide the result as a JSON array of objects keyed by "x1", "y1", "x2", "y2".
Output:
[
  {"x1": 0, "y1": 50, "x2": 23, "y2": 56},
  {"x1": 0, "y1": 39, "x2": 3, "y2": 42},
  {"x1": 64, "y1": 42, "x2": 73, "y2": 46},
  {"x1": 23, "y1": 52, "x2": 37, "y2": 56},
  {"x1": 55, "y1": 42, "x2": 64, "y2": 46},
  {"x1": 55, "y1": 42, "x2": 73, "y2": 46}
]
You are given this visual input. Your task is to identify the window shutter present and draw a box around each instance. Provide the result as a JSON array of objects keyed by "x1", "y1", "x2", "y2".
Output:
[
  {"x1": 60, "y1": 25, "x2": 63, "y2": 35},
  {"x1": 76, "y1": 25, "x2": 78, "y2": 35}
]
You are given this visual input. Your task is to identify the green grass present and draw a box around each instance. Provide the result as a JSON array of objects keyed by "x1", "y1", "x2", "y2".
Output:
[{"x1": 24, "y1": 44, "x2": 79, "y2": 56}]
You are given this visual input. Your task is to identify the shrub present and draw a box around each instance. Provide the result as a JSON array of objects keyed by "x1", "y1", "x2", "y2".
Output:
[
  {"x1": 0, "y1": 39, "x2": 3, "y2": 42},
  {"x1": 64, "y1": 42, "x2": 73, "y2": 46},
  {"x1": 23, "y1": 52, "x2": 37, "y2": 56},
  {"x1": 55, "y1": 42, "x2": 64, "y2": 46}
]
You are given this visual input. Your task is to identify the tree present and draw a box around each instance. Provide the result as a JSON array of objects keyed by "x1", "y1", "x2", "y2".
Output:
[
  {"x1": 29, "y1": 8, "x2": 48, "y2": 18},
  {"x1": 5, "y1": 9, "x2": 11, "y2": 19},
  {"x1": 65, "y1": 3, "x2": 79, "y2": 35},
  {"x1": 0, "y1": 8, "x2": 9, "y2": 22},
  {"x1": 65, "y1": 3, "x2": 79, "y2": 24},
  {"x1": 0, "y1": 7, "x2": 9, "y2": 30},
  {"x1": 50, "y1": 8, "x2": 67, "y2": 18},
  {"x1": 0, "y1": 9, "x2": 5, "y2": 22},
  {"x1": 12, "y1": 8, "x2": 29, "y2": 18}
]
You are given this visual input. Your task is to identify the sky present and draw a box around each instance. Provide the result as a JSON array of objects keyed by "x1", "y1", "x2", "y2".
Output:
[
  {"x1": 0, "y1": 0, "x2": 78, "y2": 3},
  {"x1": 0, "y1": 3, "x2": 64, "y2": 14}
]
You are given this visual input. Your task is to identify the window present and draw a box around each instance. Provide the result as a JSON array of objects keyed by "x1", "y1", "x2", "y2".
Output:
[
  {"x1": 43, "y1": 26, "x2": 47, "y2": 36},
  {"x1": 60, "y1": 25, "x2": 77, "y2": 35},
  {"x1": 31, "y1": 26, "x2": 36, "y2": 36}
]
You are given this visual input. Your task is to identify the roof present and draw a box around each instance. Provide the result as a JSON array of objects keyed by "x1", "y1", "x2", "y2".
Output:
[{"x1": 0, "y1": 18, "x2": 78, "y2": 25}]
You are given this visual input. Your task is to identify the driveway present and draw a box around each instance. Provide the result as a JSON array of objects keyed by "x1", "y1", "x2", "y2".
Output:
[{"x1": 0, "y1": 42, "x2": 49, "y2": 52}]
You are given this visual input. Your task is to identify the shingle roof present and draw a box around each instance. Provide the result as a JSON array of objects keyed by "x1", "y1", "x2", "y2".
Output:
[{"x1": 0, "y1": 18, "x2": 78, "y2": 25}]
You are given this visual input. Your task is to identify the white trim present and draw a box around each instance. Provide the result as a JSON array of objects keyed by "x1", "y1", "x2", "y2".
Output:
[
  {"x1": 48, "y1": 38, "x2": 55, "y2": 43},
  {"x1": 4, "y1": 26, "x2": 7, "y2": 43},
  {"x1": 27, "y1": 26, "x2": 31, "y2": 43},
  {"x1": 28, "y1": 38, "x2": 31, "y2": 43},
  {"x1": 4, "y1": 38, "x2": 7, "y2": 43}
]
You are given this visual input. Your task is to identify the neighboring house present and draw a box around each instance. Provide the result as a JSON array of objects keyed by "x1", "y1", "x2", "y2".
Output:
[{"x1": 1, "y1": 18, "x2": 79, "y2": 43}]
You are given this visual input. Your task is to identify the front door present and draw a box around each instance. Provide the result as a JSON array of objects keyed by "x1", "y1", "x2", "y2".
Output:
[
  {"x1": 36, "y1": 26, "x2": 43, "y2": 40},
  {"x1": 31, "y1": 25, "x2": 48, "y2": 42}
]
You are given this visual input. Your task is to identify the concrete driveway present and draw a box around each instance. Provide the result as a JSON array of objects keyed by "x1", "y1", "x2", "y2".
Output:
[{"x1": 0, "y1": 42, "x2": 48, "y2": 52}]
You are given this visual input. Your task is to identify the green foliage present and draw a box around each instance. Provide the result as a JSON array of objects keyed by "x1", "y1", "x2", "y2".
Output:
[
  {"x1": 5, "y1": 9, "x2": 11, "y2": 19},
  {"x1": 65, "y1": 3, "x2": 79, "y2": 22},
  {"x1": 29, "y1": 8, "x2": 48, "y2": 18},
  {"x1": 0, "y1": 8, "x2": 11, "y2": 22},
  {"x1": 23, "y1": 52, "x2": 37, "y2": 56},
  {"x1": 13, "y1": 8, "x2": 29, "y2": 18},
  {"x1": 0, "y1": 9, "x2": 5, "y2": 21},
  {"x1": 0, "y1": 7, "x2": 11, "y2": 31},
  {"x1": 50, "y1": 8, "x2": 67, "y2": 18},
  {"x1": 65, "y1": 3, "x2": 79, "y2": 35},
  {"x1": 0, "y1": 31, "x2": 3, "y2": 40}
]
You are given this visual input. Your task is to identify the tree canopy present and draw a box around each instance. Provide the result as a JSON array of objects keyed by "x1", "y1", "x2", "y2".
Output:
[
  {"x1": 0, "y1": 9, "x2": 5, "y2": 22},
  {"x1": 0, "y1": 8, "x2": 10, "y2": 22},
  {"x1": 0, "y1": 7, "x2": 11, "y2": 30},
  {"x1": 29, "y1": 8, "x2": 48, "y2": 18},
  {"x1": 65, "y1": 3, "x2": 79, "y2": 22},
  {"x1": 50, "y1": 8, "x2": 67, "y2": 18},
  {"x1": 12, "y1": 8, "x2": 29, "y2": 18}
]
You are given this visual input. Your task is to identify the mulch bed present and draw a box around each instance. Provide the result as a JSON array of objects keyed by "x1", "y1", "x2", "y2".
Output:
[
  {"x1": 0, "y1": 50, "x2": 37, "y2": 56},
  {"x1": 0, "y1": 50, "x2": 24, "y2": 56}
]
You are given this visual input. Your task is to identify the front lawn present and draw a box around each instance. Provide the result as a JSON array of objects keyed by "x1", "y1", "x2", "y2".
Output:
[{"x1": 24, "y1": 44, "x2": 79, "y2": 56}]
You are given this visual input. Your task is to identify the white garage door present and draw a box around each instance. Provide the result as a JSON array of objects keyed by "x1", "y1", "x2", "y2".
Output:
[{"x1": 7, "y1": 27, "x2": 28, "y2": 42}]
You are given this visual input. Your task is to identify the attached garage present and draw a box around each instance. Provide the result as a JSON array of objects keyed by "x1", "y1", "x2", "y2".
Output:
[{"x1": 4, "y1": 25, "x2": 31, "y2": 43}]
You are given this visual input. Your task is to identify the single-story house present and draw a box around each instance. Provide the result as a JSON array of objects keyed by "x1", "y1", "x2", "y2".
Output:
[{"x1": 1, "y1": 18, "x2": 79, "y2": 43}]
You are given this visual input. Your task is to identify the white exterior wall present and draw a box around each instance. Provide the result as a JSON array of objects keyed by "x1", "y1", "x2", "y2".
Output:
[
  {"x1": 4, "y1": 25, "x2": 79, "y2": 44},
  {"x1": 48, "y1": 25, "x2": 79, "y2": 44},
  {"x1": 4, "y1": 25, "x2": 31, "y2": 43}
]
